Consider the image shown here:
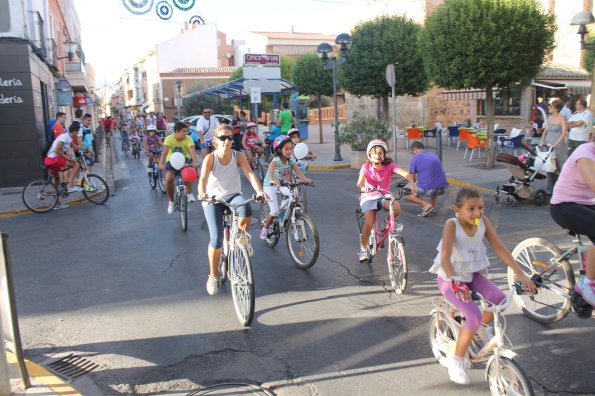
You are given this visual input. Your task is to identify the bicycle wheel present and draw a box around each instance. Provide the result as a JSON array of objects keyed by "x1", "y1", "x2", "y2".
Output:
[
  {"x1": 148, "y1": 169, "x2": 157, "y2": 189},
  {"x1": 22, "y1": 179, "x2": 58, "y2": 213},
  {"x1": 230, "y1": 246, "x2": 255, "y2": 326},
  {"x1": 123, "y1": 145, "x2": 129, "y2": 158},
  {"x1": 487, "y1": 357, "x2": 534, "y2": 396},
  {"x1": 297, "y1": 185, "x2": 308, "y2": 212},
  {"x1": 387, "y1": 234, "x2": 408, "y2": 294},
  {"x1": 81, "y1": 174, "x2": 109, "y2": 205},
  {"x1": 157, "y1": 169, "x2": 166, "y2": 193},
  {"x1": 179, "y1": 190, "x2": 188, "y2": 232},
  {"x1": 286, "y1": 212, "x2": 320, "y2": 269},
  {"x1": 509, "y1": 238, "x2": 574, "y2": 324},
  {"x1": 428, "y1": 310, "x2": 459, "y2": 367}
]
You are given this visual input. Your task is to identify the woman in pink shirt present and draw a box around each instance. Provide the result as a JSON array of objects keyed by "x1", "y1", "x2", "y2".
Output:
[
  {"x1": 356, "y1": 139, "x2": 408, "y2": 263},
  {"x1": 550, "y1": 142, "x2": 595, "y2": 306}
]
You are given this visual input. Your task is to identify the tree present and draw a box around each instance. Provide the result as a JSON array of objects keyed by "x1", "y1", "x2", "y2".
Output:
[
  {"x1": 418, "y1": 0, "x2": 556, "y2": 168},
  {"x1": 341, "y1": 15, "x2": 429, "y2": 121},
  {"x1": 292, "y1": 53, "x2": 333, "y2": 143}
]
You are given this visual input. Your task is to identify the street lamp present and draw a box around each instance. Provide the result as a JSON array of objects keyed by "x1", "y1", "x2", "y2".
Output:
[
  {"x1": 58, "y1": 40, "x2": 78, "y2": 61},
  {"x1": 571, "y1": 10, "x2": 595, "y2": 133},
  {"x1": 317, "y1": 33, "x2": 352, "y2": 161},
  {"x1": 175, "y1": 80, "x2": 182, "y2": 121}
]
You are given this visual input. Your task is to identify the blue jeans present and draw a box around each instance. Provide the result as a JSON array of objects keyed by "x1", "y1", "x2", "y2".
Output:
[{"x1": 203, "y1": 194, "x2": 253, "y2": 248}]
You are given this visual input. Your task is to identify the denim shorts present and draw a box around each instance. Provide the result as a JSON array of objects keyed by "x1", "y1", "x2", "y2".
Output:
[
  {"x1": 360, "y1": 198, "x2": 386, "y2": 213},
  {"x1": 416, "y1": 186, "x2": 447, "y2": 197}
]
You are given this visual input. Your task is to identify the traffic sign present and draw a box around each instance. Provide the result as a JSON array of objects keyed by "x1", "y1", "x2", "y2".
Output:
[
  {"x1": 386, "y1": 64, "x2": 396, "y2": 88},
  {"x1": 244, "y1": 53, "x2": 281, "y2": 66},
  {"x1": 250, "y1": 87, "x2": 261, "y2": 104}
]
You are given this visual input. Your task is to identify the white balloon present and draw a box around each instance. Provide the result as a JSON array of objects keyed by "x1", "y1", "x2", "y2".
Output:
[
  {"x1": 170, "y1": 152, "x2": 185, "y2": 170},
  {"x1": 294, "y1": 142, "x2": 309, "y2": 160}
]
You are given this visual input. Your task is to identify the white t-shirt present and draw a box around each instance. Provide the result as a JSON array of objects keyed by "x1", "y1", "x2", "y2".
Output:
[
  {"x1": 146, "y1": 115, "x2": 157, "y2": 125},
  {"x1": 196, "y1": 116, "x2": 220, "y2": 142},
  {"x1": 560, "y1": 105, "x2": 572, "y2": 120},
  {"x1": 568, "y1": 109, "x2": 593, "y2": 142},
  {"x1": 47, "y1": 133, "x2": 73, "y2": 158}
]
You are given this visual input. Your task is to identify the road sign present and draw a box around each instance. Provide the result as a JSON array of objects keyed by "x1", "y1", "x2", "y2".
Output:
[
  {"x1": 250, "y1": 87, "x2": 261, "y2": 104},
  {"x1": 386, "y1": 64, "x2": 396, "y2": 88},
  {"x1": 244, "y1": 53, "x2": 280, "y2": 66},
  {"x1": 243, "y1": 67, "x2": 281, "y2": 79}
]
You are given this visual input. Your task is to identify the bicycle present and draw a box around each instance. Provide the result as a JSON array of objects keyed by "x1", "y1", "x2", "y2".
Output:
[
  {"x1": 258, "y1": 180, "x2": 320, "y2": 269},
  {"x1": 131, "y1": 140, "x2": 141, "y2": 159},
  {"x1": 293, "y1": 156, "x2": 312, "y2": 212},
  {"x1": 249, "y1": 146, "x2": 265, "y2": 182},
  {"x1": 203, "y1": 195, "x2": 261, "y2": 326},
  {"x1": 148, "y1": 152, "x2": 165, "y2": 193},
  {"x1": 105, "y1": 131, "x2": 112, "y2": 148},
  {"x1": 121, "y1": 138, "x2": 130, "y2": 158},
  {"x1": 356, "y1": 184, "x2": 410, "y2": 294},
  {"x1": 22, "y1": 157, "x2": 110, "y2": 214},
  {"x1": 429, "y1": 285, "x2": 534, "y2": 396},
  {"x1": 171, "y1": 168, "x2": 189, "y2": 232},
  {"x1": 507, "y1": 233, "x2": 593, "y2": 323}
]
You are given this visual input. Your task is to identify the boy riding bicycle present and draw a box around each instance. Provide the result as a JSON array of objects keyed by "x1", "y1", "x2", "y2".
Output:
[{"x1": 144, "y1": 125, "x2": 163, "y2": 173}]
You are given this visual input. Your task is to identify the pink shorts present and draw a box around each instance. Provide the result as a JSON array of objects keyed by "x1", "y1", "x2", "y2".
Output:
[{"x1": 44, "y1": 156, "x2": 67, "y2": 172}]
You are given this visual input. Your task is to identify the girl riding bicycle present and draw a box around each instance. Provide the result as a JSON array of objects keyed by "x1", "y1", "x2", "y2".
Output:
[
  {"x1": 429, "y1": 187, "x2": 535, "y2": 385},
  {"x1": 260, "y1": 135, "x2": 311, "y2": 240},
  {"x1": 356, "y1": 139, "x2": 408, "y2": 263},
  {"x1": 242, "y1": 122, "x2": 265, "y2": 166},
  {"x1": 144, "y1": 125, "x2": 163, "y2": 173}
]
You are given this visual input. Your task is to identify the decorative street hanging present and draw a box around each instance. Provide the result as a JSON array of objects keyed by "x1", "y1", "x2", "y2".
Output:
[
  {"x1": 121, "y1": 0, "x2": 154, "y2": 15},
  {"x1": 155, "y1": 1, "x2": 173, "y2": 20}
]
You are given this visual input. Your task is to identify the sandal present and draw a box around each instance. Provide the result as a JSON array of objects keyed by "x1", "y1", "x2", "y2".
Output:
[{"x1": 418, "y1": 207, "x2": 433, "y2": 217}]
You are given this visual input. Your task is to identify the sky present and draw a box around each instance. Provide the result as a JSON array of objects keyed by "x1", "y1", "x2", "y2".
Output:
[{"x1": 74, "y1": 0, "x2": 404, "y2": 87}]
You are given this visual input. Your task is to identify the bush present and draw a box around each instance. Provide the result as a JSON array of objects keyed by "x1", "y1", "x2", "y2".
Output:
[{"x1": 338, "y1": 113, "x2": 392, "y2": 151}]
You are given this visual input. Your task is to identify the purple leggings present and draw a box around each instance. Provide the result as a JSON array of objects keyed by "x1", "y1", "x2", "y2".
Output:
[{"x1": 437, "y1": 273, "x2": 505, "y2": 332}]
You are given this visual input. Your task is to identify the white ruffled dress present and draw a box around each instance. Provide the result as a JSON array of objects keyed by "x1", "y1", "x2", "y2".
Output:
[{"x1": 429, "y1": 217, "x2": 490, "y2": 282}]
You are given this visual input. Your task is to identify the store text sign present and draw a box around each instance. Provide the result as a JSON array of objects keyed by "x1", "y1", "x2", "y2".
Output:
[
  {"x1": 244, "y1": 54, "x2": 280, "y2": 66},
  {"x1": 0, "y1": 76, "x2": 25, "y2": 104}
]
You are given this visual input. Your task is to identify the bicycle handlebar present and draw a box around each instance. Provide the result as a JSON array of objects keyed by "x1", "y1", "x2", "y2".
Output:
[
  {"x1": 360, "y1": 185, "x2": 411, "y2": 200},
  {"x1": 279, "y1": 180, "x2": 315, "y2": 188},
  {"x1": 472, "y1": 282, "x2": 524, "y2": 313},
  {"x1": 200, "y1": 194, "x2": 264, "y2": 209}
]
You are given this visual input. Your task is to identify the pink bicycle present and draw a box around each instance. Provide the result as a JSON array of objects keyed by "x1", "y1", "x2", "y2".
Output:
[{"x1": 356, "y1": 184, "x2": 410, "y2": 294}]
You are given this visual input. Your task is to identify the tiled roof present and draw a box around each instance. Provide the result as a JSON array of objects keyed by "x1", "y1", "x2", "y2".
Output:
[
  {"x1": 269, "y1": 45, "x2": 320, "y2": 55},
  {"x1": 538, "y1": 62, "x2": 589, "y2": 79},
  {"x1": 252, "y1": 31, "x2": 337, "y2": 40},
  {"x1": 170, "y1": 66, "x2": 239, "y2": 74}
]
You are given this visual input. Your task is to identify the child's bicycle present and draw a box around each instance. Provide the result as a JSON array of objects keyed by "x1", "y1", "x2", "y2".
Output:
[
  {"x1": 172, "y1": 168, "x2": 189, "y2": 232},
  {"x1": 258, "y1": 180, "x2": 320, "y2": 269},
  {"x1": 293, "y1": 156, "x2": 312, "y2": 212},
  {"x1": 131, "y1": 140, "x2": 141, "y2": 159},
  {"x1": 121, "y1": 138, "x2": 130, "y2": 158},
  {"x1": 249, "y1": 145, "x2": 265, "y2": 182},
  {"x1": 356, "y1": 184, "x2": 410, "y2": 294},
  {"x1": 147, "y1": 152, "x2": 166, "y2": 193},
  {"x1": 429, "y1": 285, "x2": 534, "y2": 396},
  {"x1": 507, "y1": 233, "x2": 593, "y2": 323}
]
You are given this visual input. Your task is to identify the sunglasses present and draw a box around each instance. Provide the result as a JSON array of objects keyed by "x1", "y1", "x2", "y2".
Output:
[{"x1": 216, "y1": 135, "x2": 233, "y2": 141}]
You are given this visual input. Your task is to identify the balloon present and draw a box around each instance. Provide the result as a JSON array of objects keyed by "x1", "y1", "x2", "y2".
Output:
[
  {"x1": 181, "y1": 167, "x2": 198, "y2": 183},
  {"x1": 170, "y1": 152, "x2": 185, "y2": 170},
  {"x1": 294, "y1": 142, "x2": 309, "y2": 160}
]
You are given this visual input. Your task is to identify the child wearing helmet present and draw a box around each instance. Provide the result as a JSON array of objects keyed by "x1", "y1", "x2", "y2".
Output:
[
  {"x1": 260, "y1": 135, "x2": 312, "y2": 239},
  {"x1": 288, "y1": 129, "x2": 317, "y2": 160},
  {"x1": 356, "y1": 139, "x2": 409, "y2": 263},
  {"x1": 144, "y1": 125, "x2": 163, "y2": 173},
  {"x1": 242, "y1": 122, "x2": 265, "y2": 166}
]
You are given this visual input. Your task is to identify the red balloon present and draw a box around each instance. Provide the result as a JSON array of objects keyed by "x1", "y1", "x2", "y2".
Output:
[{"x1": 181, "y1": 167, "x2": 198, "y2": 183}]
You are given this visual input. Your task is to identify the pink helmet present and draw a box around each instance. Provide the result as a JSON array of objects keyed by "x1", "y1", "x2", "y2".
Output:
[
  {"x1": 247, "y1": 122, "x2": 256, "y2": 128},
  {"x1": 273, "y1": 135, "x2": 291, "y2": 152},
  {"x1": 287, "y1": 128, "x2": 300, "y2": 137},
  {"x1": 366, "y1": 139, "x2": 388, "y2": 160}
]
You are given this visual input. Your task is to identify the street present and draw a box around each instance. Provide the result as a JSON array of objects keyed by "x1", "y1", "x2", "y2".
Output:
[{"x1": 1, "y1": 148, "x2": 594, "y2": 396}]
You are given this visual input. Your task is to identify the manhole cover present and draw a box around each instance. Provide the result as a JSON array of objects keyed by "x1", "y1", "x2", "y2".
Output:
[
  {"x1": 189, "y1": 383, "x2": 274, "y2": 395},
  {"x1": 46, "y1": 353, "x2": 99, "y2": 382}
]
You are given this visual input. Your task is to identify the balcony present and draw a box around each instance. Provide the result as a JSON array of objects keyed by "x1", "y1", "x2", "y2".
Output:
[{"x1": 65, "y1": 61, "x2": 89, "y2": 93}]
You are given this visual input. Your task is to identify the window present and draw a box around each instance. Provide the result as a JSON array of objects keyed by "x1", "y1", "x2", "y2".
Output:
[
  {"x1": 49, "y1": 14, "x2": 54, "y2": 39},
  {"x1": 479, "y1": 86, "x2": 521, "y2": 116}
]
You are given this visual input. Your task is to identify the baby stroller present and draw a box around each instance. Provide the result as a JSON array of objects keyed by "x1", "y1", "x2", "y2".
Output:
[{"x1": 494, "y1": 143, "x2": 554, "y2": 206}]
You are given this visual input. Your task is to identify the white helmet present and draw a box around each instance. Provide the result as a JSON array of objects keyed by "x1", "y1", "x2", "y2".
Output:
[
  {"x1": 147, "y1": 124, "x2": 157, "y2": 131},
  {"x1": 366, "y1": 139, "x2": 388, "y2": 160}
]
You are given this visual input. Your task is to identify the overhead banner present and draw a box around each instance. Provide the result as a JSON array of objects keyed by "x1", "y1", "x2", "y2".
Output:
[{"x1": 119, "y1": 0, "x2": 206, "y2": 24}]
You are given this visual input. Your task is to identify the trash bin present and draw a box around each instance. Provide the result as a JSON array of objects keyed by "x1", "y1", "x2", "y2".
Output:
[{"x1": 298, "y1": 119, "x2": 309, "y2": 140}]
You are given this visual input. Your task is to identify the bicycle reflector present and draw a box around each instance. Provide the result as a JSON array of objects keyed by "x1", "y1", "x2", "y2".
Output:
[{"x1": 181, "y1": 167, "x2": 198, "y2": 183}]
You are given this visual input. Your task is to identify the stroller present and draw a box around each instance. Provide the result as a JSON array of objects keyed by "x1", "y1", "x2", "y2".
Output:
[{"x1": 494, "y1": 143, "x2": 554, "y2": 206}]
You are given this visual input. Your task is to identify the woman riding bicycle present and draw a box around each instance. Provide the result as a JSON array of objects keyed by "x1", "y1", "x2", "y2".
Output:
[
  {"x1": 356, "y1": 139, "x2": 408, "y2": 263},
  {"x1": 550, "y1": 141, "x2": 595, "y2": 306},
  {"x1": 198, "y1": 124, "x2": 267, "y2": 296}
]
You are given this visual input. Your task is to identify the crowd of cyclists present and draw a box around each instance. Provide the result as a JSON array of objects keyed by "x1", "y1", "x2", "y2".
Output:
[{"x1": 82, "y1": 103, "x2": 595, "y2": 388}]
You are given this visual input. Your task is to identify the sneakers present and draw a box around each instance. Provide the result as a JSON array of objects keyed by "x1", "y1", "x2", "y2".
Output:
[
  {"x1": 575, "y1": 275, "x2": 595, "y2": 307},
  {"x1": 206, "y1": 275, "x2": 219, "y2": 296},
  {"x1": 167, "y1": 201, "x2": 175, "y2": 215},
  {"x1": 187, "y1": 194, "x2": 196, "y2": 203},
  {"x1": 67, "y1": 185, "x2": 83, "y2": 193},
  {"x1": 147, "y1": 167, "x2": 153, "y2": 174},
  {"x1": 259, "y1": 227, "x2": 268, "y2": 240},
  {"x1": 84, "y1": 184, "x2": 96, "y2": 192},
  {"x1": 53, "y1": 202, "x2": 70, "y2": 210},
  {"x1": 474, "y1": 323, "x2": 494, "y2": 346},
  {"x1": 447, "y1": 356, "x2": 471, "y2": 385},
  {"x1": 358, "y1": 248, "x2": 369, "y2": 263}
]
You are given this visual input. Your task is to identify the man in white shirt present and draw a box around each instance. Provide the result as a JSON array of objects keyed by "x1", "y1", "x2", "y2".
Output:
[
  {"x1": 146, "y1": 111, "x2": 157, "y2": 127},
  {"x1": 560, "y1": 96, "x2": 572, "y2": 120},
  {"x1": 567, "y1": 99, "x2": 593, "y2": 155},
  {"x1": 196, "y1": 108, "x2": 220, "y2": 157}
]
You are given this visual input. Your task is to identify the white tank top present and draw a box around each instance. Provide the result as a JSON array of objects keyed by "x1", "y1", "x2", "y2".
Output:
[{"x1": 205, "y1": 150, "x2": 242, "y2": 202}]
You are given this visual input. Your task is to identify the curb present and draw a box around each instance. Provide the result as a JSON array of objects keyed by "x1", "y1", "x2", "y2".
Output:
[
  {"x1": 308, "y1": 163, "x2": 351, "y2": 170},
  {"x1": 447, "y1": 178, "x2": 493, "y2": 193},
  {"x1": 0, "y1": 195, "x2": 90, "y2": 219},
  {"x1": 7, "y1": 351, "x2": 81, "y2": 395}
]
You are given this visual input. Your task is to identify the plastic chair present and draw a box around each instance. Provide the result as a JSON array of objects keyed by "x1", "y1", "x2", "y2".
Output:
[
  {"x1": 457, "y1": 128, "x2": 473, "y2": 151},
  {"x1": 465, "y1": 135, "x2": 488, "y2": 161},
  {"x1": 405, "y1": 128, "x2": 423, "y2": 149},
  {"x1": 499, "y1": 134, "x2": 524, "y2": 155},
  {"x1": 494, "y1": 128, "x2": 507, "y2": 138},
  {"x1": 447, "y1": 126, "x2": 459, "y2": 146},
  {"x1": 423, "y1": 128, "x2": 438, "y2": 147}
]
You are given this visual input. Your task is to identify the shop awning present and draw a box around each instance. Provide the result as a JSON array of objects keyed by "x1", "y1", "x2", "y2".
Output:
[
  {"x1": 183, "y1": 77, "x2": 298, "y2": 101},
  {"x1": 441, "y1": 88, "x2": 488, "y2": 101},
  {"x1": 531, "y1": 79, "x2": 591, "y2": 95}
]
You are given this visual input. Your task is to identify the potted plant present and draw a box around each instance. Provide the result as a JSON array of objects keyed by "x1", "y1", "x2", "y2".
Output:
[{"x1": 338, "y1": 113, "x2": 393, "y2": 169}]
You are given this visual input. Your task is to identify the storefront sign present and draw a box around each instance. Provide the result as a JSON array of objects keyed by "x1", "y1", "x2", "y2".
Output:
[
  {"x1": 0, "y1": 76, "x2": 25, "y2": 105},
  {"x1": 244, "y1": 53, "x2": 280, "y2": 66},
  {"x1": 73, "y1": 93, "x2": 87, "y2": 107}
]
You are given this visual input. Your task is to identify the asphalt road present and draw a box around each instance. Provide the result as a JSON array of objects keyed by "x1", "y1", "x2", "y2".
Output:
[{"x1": 1, "y1": 148, "x2": 594, "y2": 396}]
